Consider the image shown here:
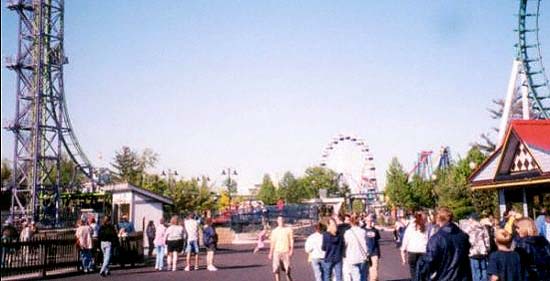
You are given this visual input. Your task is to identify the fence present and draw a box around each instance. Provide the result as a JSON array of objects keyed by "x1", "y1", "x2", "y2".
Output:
[
  {"x1": 230, "y1": 204, "x2": 318, "y2": 233},
  {"x1": 0, "y1": 231, "x2": 144, "y2": 278}
]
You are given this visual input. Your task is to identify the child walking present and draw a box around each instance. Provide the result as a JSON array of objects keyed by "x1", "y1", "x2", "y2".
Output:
[{"x1": 253, "y1": 223, "x2": 269, "y2": 254}]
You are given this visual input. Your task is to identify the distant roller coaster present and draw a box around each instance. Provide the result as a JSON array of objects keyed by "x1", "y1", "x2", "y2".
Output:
[{"x1": 4, "y1": 0, "x2": 94, "y2": 225}]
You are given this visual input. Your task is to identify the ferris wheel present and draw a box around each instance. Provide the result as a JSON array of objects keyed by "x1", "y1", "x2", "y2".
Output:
[{"x1": 319, "y1": 134, "x2": 377, "y2": 194}]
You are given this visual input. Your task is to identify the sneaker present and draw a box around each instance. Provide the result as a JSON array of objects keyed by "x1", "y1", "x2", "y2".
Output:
[
  {"x1": 194, "y1": 265, "x2": 199, "y2": 271},
  {"x1": 207, "y1": 265, "x2": 218, "y2": 271},
  {"x1": 184, "y1": 266, "x2": 190, "y2": 271}
]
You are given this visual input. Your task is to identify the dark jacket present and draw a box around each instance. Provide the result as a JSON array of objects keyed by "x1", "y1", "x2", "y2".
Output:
[
  {"x1": 203, "y1": 225, "x2": 217, "y2": 247},
  {"x1": 364, "y1": 226, "x2": 381, "y2": 257},
  {"x1": 514, "y1": 235, "x2": 550, "y2": 281},
  {"x1": 146, "y1": 224, "x2": 156, "y2": 240},
  {"x1": 417, "y1": 222, "x2": 472, "y2": 281},
  {"x1": 322, "y1": 232, "x2": 344, "y2": 263},
  {"x1": 98, "y1": 224, "x2": 118, "y2": 245}
]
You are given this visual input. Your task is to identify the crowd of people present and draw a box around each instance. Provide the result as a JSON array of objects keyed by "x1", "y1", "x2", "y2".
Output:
[
  {"x1": 302, "y1": 213, "x2": 381, "y2": 281},
  {"x1": 394, "y1": 207, "x2": 550, "y2": 281},
  {"x1": 146, "y1": 213, "x2": 219, "y2": 273},
  {"x1": 73, "y1": 212, "x2": 219, "y2": 277},
  {"x1": 4, "y1": 205, "x2": 550, "y2": 281}
]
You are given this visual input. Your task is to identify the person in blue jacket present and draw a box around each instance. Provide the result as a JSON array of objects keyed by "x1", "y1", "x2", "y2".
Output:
[
  {"x1": 321, "y1": 218, "x2": 344, "y2": 281},
  {"x1": 417, "y1": 207, "x2": 472, "y2": 281},
  {"x1": 514, "y1": 217, "x2": 550, "y2": 281}
]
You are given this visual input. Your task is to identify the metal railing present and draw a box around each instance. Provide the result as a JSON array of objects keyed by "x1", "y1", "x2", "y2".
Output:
[
  {"x1": 229, "y1": 204, "x2": 319, "y2": 233},
  {"x1": 0, "y1": 231, "x2": 144, "y2": 278}
]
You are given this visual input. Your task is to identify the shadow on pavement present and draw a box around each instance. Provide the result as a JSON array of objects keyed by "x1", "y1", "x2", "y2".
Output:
[{"x1": 218, "y1": 264, "x2": 264, "y2": 270}]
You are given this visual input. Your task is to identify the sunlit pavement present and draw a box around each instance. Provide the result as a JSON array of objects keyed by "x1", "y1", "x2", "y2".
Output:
[{"x1": 52, "y1": 231, "x2": 410, "y2": 281}]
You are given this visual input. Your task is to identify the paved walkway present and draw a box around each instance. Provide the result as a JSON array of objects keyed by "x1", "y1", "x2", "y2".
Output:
[{"x1": 50, "y1": 231, "x2": 410, "y2": 281}]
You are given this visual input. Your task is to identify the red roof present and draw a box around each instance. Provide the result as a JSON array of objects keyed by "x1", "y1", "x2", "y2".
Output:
[{"x1": 509, "y1": 120, "x2": 550, "y2": 151}]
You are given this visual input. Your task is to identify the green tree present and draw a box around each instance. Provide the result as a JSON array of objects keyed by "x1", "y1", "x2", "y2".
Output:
[
  {"x1": 302, "y1": 167, "x2": 340, "y2": 197},
  {"x1": 166, "y1": 178, "x2": 216, "y2": 214},
  {"x1": 1, "y1": 159, "x2": 12, "y2": 189},
  {"x1": 434, "y1": 146, "x2": 488, "y2": 219},
  {"x1": 217, "y1": 191, "x2": 231, "y2": 211},
  {"x1": 384, "y1": 158, "x2": 413, "y2": 208},
  {"x1": 257, "y1": 174, "x2": 278, "y2": 205},
  {"x1": 111, "y1": 146, "x2": 142, "y2": 184},
  {"x1": 409, "y1": 176, "x2": 436, "y2": 209},
  {"x1": 111, "y1": 146, "x2": 157, "y2": 186},
  {"x1": 223, "y1": 177, "x2": 238, "y2": 198},
  {"x1": 278, "y1": 171, "x2": 299, "y2": 203}
]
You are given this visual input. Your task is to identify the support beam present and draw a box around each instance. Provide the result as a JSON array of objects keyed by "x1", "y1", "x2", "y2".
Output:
[
  {"x1": 499, "y1": 189, "x2": 507, "y2": 218},
  {"x1": 498, "y1": 59, "x2": 521, "y2": 145}
]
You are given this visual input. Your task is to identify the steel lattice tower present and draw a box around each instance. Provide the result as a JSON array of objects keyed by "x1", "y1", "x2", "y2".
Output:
[{"x1": 5, "y1": 0, "x2": 68, "y2": 225}]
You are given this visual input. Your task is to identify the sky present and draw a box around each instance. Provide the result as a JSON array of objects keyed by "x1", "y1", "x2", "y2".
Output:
[{"x1": 1, "y1": 1, "x2": 549, "y2": 194}]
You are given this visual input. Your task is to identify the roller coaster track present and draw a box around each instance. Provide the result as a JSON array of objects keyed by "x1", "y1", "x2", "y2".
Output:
[
  {"x1": 57, "y1": 92, "x2": 94, "y2": 180},
  {"x1": 517, "y1": 0, "x2": 550, "y2": 118}
]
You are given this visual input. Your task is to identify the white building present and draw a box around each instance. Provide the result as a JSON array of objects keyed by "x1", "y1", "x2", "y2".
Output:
[{"x1": 101, "y1": 183, "x2": 173, "y2": 232}]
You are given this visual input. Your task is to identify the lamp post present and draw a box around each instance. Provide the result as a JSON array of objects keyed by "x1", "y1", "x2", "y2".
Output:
[
  {"x1": 161, "y1": 169, "x2": 178, "y2": 190},
  {"x1": 221, "y1": 168, "x2": 238, "y2": 206}
]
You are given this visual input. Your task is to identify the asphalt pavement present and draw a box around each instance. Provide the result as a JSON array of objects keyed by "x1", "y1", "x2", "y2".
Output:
[{"x1": 50, "y1": 230, "x2": 410, "y2": 281}]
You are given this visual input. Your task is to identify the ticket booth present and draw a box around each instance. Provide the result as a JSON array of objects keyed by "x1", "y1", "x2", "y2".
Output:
[{"x1": 101, "y1": 183, "x2": 173, "y2": 232}]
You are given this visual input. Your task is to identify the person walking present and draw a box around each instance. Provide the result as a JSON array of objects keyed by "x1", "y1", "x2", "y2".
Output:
[
  {"x1": 459, "y1": 215, "x2": 491, "y2": 281},
  {"x1": 322, "y1": 218, "x2": 344, "y2": 281},
  {"x1": 400, "y1": 211, "x2": 428, "y2": 280},
  {"x1": 153, "y1": 218, "x2": 167, "y2": 271},
  {"x1": 165, "y1": 215, "x2": 184, "y2": 271},
  {"x1": 20, "y1": 221, "x2": 32, "y2": 263},
  {"x1": 98, "y1": 216, "x2": 118, "y2": 277},
  {"x1": 76, "y1": 219, "x2": 94, "y2": 273},
  {"x1": 146, "y1": 220, "x2": 156, "y2": 257},
  {"x1": 268, "y1": 216, "x2": 294, "y2": 281},
  {"x1": 117, "y1": 215, "x2": 135, "y2": 234},
  {"x1": 184, "y1": 213, "x2": 200, "y2": 271},
  {"x1": 343, "y1": 216, "x2": 368, "y2": 281},
  {"x1": 203, "y1": 218, "x2": 218, "y2": 271},
  {"x1": 89, "y1": 217, "x2": 100, "y2": 270},
  {"x1": 417, "y1": 207, "x2": 472, "y2": 281},
  {"x1": 254, "y1": 223, "x2": 269, "y2": 254},
  {"x1": 364, "y1": 214, "x2": 381, "y2": 281},
  {"x1": 487, "y1": 229, "x2": 523, "y2": 281},
  {"x1": 305, "y1": 223, "x2": 325, "y2": 281},
  {"x1": 535, "y1": 208, "x2": 547, "y2": 234},
  {"x1": 514, "y1": 217, "x2": 550, "y2": 281}
]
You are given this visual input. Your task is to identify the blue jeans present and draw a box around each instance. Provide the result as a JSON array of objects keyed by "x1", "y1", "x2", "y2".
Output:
[
  {"x1": 80, "y1": 249, "x2": 92, "y2": 271},
  {"x1": 100, "y1": 241, "x2": 112, "y2": 275},
  {"x1": 322, "y1": 260, "x2": 343, "y2": 281},
  {"x1": 186, "y1": 240, "x2": 199, "y2": 253},
  {"x1": 470, "y1": 257, "x2": 487, "y2": 281},
  {"x1": 311, "y1": 258, "x2": 324, "y2": 281},
  {"x1": 345, "y1": 262, "x2": 367, "y2": 281},
  {"x1": 155, "y1": 245, "x2": 165, "y2": 269}
]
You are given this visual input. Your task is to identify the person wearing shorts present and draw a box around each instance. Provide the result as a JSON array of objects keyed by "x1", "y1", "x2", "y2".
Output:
[
  {"x1": 268, "y1": 216, "x2": 294, "y2": 281},
  {"x1": 165, "y1": 216, "x2": 184, "y2": 271},
  {"x1": 203, "y1": 218, "x2": 218, "y2": 271},
  {"x1": 184, "y1": 213, "x2": 200, "y2": 271}
]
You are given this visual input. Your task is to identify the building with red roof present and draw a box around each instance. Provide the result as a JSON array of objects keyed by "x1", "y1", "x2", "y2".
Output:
[{"x1": 469, "y1": 120, "x2": 550, "y2": 217}]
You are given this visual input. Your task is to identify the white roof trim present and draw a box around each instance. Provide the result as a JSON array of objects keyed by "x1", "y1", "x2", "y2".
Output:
[{"x1": 102, "y1": 183, "x2": 173, "y2": 205}]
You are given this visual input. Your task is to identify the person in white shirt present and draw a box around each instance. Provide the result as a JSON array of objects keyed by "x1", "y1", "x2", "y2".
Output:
[
  {"x1": 400, "y1": 211, "x2": 428, "y2": 280},
  {"x1": 165, "y1": 216, "x2": 184, "y2": 271},
  {"x1": 305, "y1": 223, "x2": 325, "y2": 281},
  {"x1": 184, "y1": 213, "x2": 200, "y2": 271},
  {"x1": 343, "y1": 217, "x2": 368, "y2": 281}
]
